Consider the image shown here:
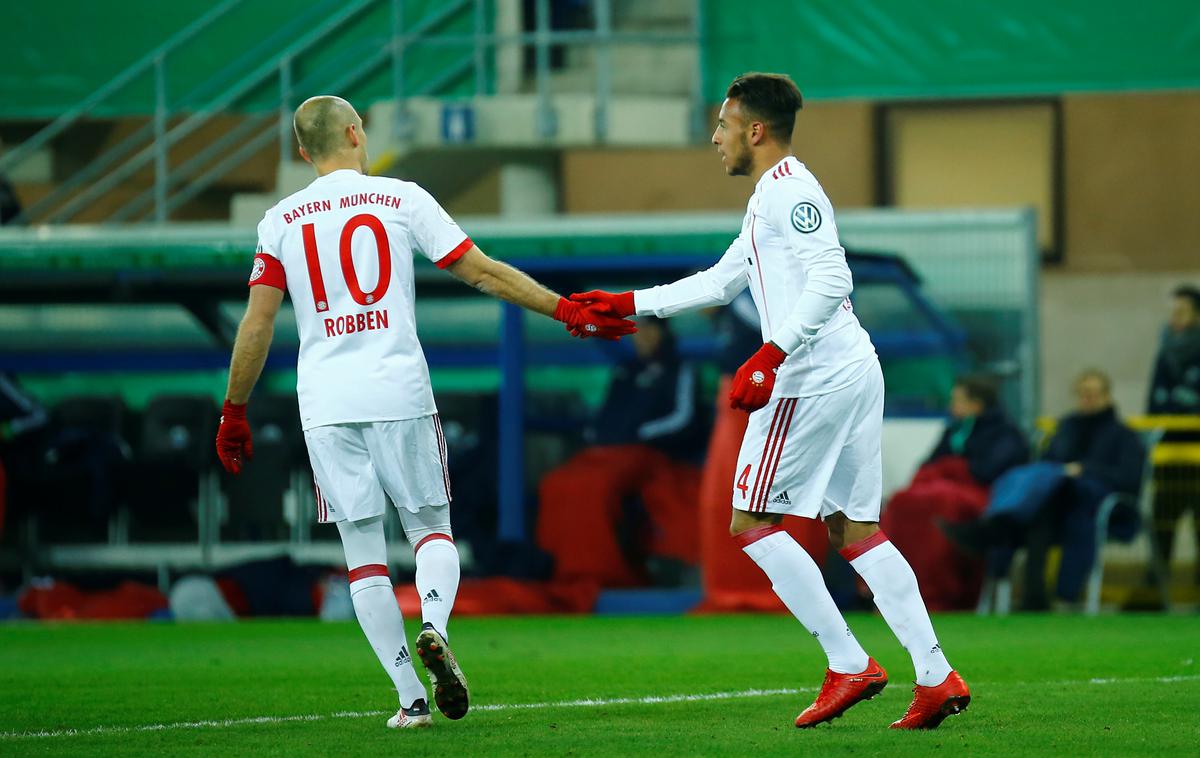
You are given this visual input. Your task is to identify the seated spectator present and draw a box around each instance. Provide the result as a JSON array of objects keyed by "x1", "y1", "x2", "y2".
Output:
[
  {"x1": 944, "y1": 370, "x2": 1144, "y2": 610},
  {"x1": 536, "y1": 317, "x2": 707, "y2": 587},
  {"x1": 881, "y1": 374, "x2": 1028, "y2": 610}
]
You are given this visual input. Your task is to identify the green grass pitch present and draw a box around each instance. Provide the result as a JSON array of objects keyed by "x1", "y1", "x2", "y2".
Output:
[{"x1": 2, "y1": 613, "x2": 1198, "y2": 756}]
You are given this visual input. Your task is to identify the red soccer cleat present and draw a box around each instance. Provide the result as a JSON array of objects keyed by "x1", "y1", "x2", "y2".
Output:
[
  {"x1": 890, "y1": 671, "x2": 971, "y2": 730},
  {"x1": 795, "y1": 658, "x2": 888, "y2": 728}
]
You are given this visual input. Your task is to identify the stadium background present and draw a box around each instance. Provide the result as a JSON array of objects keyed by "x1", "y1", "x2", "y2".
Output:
[{"x1": 0, "y1": 2, "x2": 1198, "y2": 751}]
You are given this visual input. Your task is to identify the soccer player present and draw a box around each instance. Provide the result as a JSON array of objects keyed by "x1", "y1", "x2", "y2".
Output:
[
  {"x1": 570, "y1": 73, "x2": 971, "y2": 730},
  {"x1": 215, "y1": 95, "x2": 636, "y2": 729}
]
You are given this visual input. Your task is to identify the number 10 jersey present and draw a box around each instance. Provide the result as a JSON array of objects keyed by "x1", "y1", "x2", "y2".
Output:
[{"x1": 249, "y1": 169, "x2": 473, "y2": 430}]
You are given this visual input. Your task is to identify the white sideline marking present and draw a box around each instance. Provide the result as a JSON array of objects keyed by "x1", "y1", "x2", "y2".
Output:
[{"x1": 2, "y1": 676, "x2": 1197, "y2": 741}]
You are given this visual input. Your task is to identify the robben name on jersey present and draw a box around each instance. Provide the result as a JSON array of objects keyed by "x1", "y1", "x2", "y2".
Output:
[{"x1": 249, "y1": 170, "x2": 472, "y2": 430}]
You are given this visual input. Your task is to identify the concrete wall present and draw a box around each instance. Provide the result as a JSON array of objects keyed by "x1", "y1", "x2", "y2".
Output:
[
  {"x1": 554, "y1": 91, "x2": 1200, "y2": 269},
  {"x1": 559, "y1": 101, "x2": 875, "y2": 213},
  {"x1": 1063, "y1": 92, "x2": 1200, "y2": 271},
  {"x1": 1040, "y1": 271, "x2": 1200, "y2": 416}
]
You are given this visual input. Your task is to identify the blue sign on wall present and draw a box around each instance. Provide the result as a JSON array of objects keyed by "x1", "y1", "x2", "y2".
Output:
[{"x1": 441, "y1": 103, "x2": 475, "y2": 144}]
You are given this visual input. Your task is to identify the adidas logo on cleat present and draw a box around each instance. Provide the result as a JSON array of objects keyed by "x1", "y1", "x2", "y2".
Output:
[
  {"x1": 769, "y1": 490, "x2": 792, "y2": 506},
  {"x1": 423, "y1": 589, "x2": 442, "y2": 604},
  {"x1": 394, "y1": 646, "x2": 411, "y2": 668}
]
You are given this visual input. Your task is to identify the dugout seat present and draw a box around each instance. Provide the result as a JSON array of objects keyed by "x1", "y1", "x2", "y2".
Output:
[
  {"x1": 221, "y1": 394, "x2": 303, "y2": 541},
  {"x1": 20, "y1": 395, "x2": 133, "y2": 544},
  {"x1": 127, "y1": 394, "x2": 218, "y2": 542}
]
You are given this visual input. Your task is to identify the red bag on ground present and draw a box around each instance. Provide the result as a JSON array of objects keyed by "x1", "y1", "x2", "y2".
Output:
[
  {"x1": 536, "y1": 444, "x2": 701, "y2": 587},
  {"x1": 881, "y1": 456, "x2": 990, "y2": 611},
  {"x1": 19, "y1": 580, "x2": 168, "y2": 620},
  {"x1": 397, "y1": 578, "x2": 599, "y2": 616}
]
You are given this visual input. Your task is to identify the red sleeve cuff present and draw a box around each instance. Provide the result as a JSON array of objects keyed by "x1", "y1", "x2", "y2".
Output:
[
  {"x1": 435, "y1": 237, "x2": 473, "y2": 269},
  {"x1": 248, "y1": 253, "x2": 286, "y2": 290}
]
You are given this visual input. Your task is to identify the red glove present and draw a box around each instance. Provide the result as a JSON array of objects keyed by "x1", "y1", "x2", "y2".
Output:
[
  {"x1": 569, "y1": 290, "x2": 635, "y2": 318},
  {"x1": 553, "y1": 297, "x2": 638, "y2": 341},
  {"x1": 729, "y1": 343, "x2": 787, "y2": 412},
  {"x1": 216, "y1": 400, "x2": 253, "y2": 474}
]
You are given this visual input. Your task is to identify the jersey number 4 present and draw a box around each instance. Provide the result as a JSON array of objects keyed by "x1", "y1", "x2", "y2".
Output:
[
  {"x1": 301, "y1": 213, "x2": 391, "y2": 312},
  {"x1": 736, "y1": 464, "x2": 751, "y2": 499}
]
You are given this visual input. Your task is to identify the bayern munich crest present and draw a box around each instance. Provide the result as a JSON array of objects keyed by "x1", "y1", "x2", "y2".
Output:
[
  {"x1": 250, "y1": 257, "x2": 265, "y2": 282},
  {"x1": 790, "y1": 202, "x2": 821, "y2": 233}
]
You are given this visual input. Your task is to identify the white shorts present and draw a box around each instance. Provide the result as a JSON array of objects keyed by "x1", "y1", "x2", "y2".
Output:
[
  {"x1": 732, "y1": 362, "x2": 883, "y2": 522},
  {"x1": 304, "y1": 415, "x2": 451, "y2": 524}
]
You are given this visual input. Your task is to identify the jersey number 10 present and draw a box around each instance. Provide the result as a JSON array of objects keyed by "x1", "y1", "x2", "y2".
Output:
[{"x1": 301, "y1": 213, "x2": 391, "y2": 312}]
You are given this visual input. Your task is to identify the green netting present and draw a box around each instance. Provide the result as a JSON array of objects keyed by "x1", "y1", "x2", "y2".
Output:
[
  {"x1": 703, "y1": 0, "x2": 1200, "y2": 102},
  {"x1": 1, "y1": 0, "x2": 484, "y2": 118}
]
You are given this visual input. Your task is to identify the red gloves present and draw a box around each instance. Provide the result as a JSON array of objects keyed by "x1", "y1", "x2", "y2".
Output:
[
  {"x1": 569, "y1": 290, "x2": 636, "y2": 318},
  {"x1": 553, "y1": 297, "x2": 637, "y2": 340},
  {"x1": 729, "y1": 343, "x2": 787, "y2": 412},
  {"x1": 216, "y1": 400, "x2": 253, "y2": 474}
]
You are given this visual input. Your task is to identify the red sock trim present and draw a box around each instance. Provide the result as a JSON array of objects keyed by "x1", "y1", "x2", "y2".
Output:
[
  {"x1": 347, "y1": 564, "x2": 390, "y2": 583},
  {"x1": 732, "y1": 523, "x2": 784, "y2": 549},
  {"x1": 414, "y1": 533, "x2": 454, "y2": 554},
  {"x1": 839, "y1": 530, "x2": 889, "y2": 562}
]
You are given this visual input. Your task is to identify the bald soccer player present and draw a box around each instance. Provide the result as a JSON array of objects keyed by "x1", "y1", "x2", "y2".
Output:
[{"x1": 215, "y1": 96, "x2": 636, "y2": 729}]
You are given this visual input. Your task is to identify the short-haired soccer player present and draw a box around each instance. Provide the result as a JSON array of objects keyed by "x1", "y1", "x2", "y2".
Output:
[
  {"x1": 571, "y1": 73, "x2": 970, "y2": 730},
  {"x1": 216, "y1": 96, "x2": 636, "y2": 729}
]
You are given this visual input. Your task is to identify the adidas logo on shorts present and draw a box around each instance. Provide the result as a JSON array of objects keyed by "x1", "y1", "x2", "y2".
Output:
[{"x1": 769, "y1": 490, "x2": 792, "y2": 506}]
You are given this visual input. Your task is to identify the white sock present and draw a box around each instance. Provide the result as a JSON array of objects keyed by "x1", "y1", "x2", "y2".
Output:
[
  {"x1": 843, "y1": 532, "x2": 953, "y2": 687},
  {"x1": 348, "y1": 566, "x2": 428, "y2": 707},
  {"x1": 414, "y1": 534, "x2": 459, "y2": 636},
  {"x1": 738, "y1": 525, "x2": 870, "y2": 674}
]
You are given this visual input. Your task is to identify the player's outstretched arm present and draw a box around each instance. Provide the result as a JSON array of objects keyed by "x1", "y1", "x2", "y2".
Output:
[
  {"x1": 217, "y1": 285, "x2": 283, "y2": 474},
  {"x1": 446, "y1": 245, "x2": 637, "y2": 340},
  {"x1": 571, "y1": 235, "x2": 749, "y2": 319}
]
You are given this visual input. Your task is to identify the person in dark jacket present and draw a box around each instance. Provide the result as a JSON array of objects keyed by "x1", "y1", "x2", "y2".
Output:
[
  {"x1": 923, "y1": 376, "x2": 1030, "y2": 487},
  {"x1": 536, "y1": 317, "x2": 708, "y2": 587},
  {"x1": 1145, "y1": 285, "x2": 1200, "y2": 593},
  {"x1": 881, "y1": 374, "x2": 1029, "y2": 610},
  {"x1": 945, "y1": 370, "x2": 1145, "y2": 609},
  {"x1": 1148, "y1": 285, "x2": 1200, "y2": 415}
]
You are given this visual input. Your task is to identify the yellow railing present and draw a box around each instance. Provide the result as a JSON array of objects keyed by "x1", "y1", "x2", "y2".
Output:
[{"x1": 1034, "y1": 414, "x2": 1200, "y2": 465}]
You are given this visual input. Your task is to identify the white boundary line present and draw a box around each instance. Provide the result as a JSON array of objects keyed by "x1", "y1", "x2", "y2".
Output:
[{"x1": 2, "y1": 676, "x2": 1197, "y2": 741}]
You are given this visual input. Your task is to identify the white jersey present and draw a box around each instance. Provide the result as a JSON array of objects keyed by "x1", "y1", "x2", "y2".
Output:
[
  {"x1": 634, "y1": 156, "x2": 877, "y2": 398},
  {"x1": 249, "y1": 169, "x2": 473, "y2": 430}
]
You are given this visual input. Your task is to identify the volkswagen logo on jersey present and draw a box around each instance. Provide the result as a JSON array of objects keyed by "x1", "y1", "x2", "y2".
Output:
[
  {"x1": 249, "y1": 257, "x2": 266, "y2": 282},
  {"x1": 791, "y1": 202, "x2": 822, "y2": 233}
]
